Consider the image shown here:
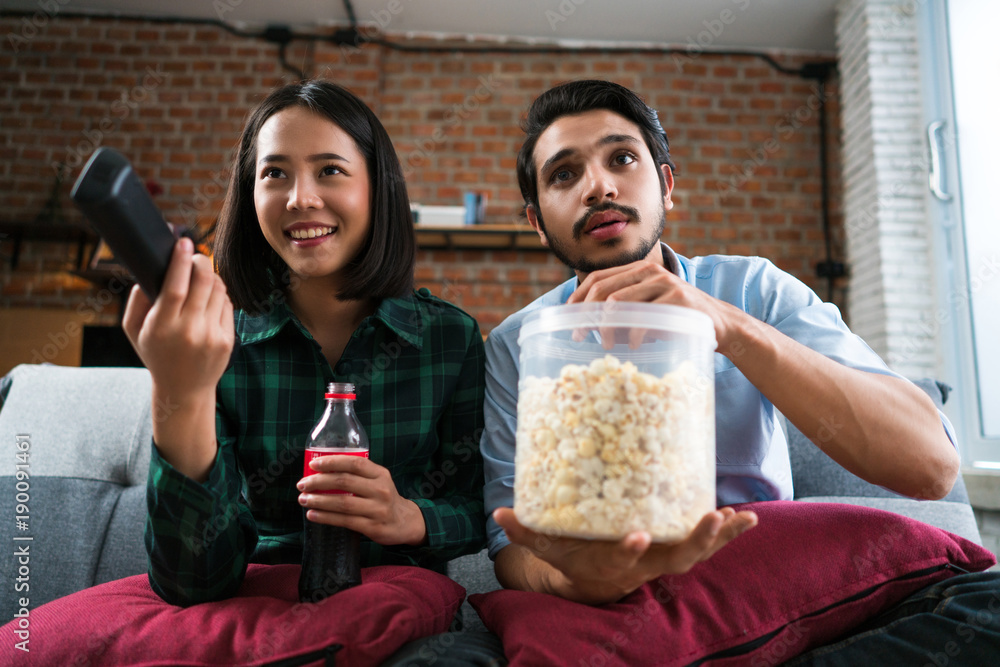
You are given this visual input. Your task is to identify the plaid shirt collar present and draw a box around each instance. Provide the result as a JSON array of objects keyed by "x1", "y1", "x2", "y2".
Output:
[{"x1": 234, "y1": 292, "x2": 426, "y2": 350}]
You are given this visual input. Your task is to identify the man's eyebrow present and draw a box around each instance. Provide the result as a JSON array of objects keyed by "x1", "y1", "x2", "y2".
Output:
[
  {"x1": 538, "y1": 134, "x2": 641, "y2": 179},
  {"x1": 257, "y1": 152, "x2": 350, "y2": 165},
  {"x1": 539, "y1": 148, "x2": 574, "y2": 179}
]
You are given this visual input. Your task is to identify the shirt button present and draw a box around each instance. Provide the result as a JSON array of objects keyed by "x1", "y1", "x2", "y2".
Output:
[{"x1": 417, "y1": 287, "x2": 431, "y2": 297}]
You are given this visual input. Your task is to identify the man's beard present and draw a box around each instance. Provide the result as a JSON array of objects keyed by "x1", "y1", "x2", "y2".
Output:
[{"x1": 536, "y1": 201, "x2": 667, "y2": 274}]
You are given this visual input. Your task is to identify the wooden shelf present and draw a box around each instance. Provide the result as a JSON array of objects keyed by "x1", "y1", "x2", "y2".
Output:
[
  {"x1": 0, "y1": 220, "x2": 97, "y2": 269},
  {"x1": 71, "y1": 266, "x2": 135, "y2": 291},
  {"x1": 415, "y1": 223, "x2": 544, "y2": 250}
]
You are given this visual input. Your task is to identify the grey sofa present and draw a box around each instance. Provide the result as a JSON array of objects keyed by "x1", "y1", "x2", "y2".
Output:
[{"x1": 0, "y1": 363, "x2": 982, "y2": 632}]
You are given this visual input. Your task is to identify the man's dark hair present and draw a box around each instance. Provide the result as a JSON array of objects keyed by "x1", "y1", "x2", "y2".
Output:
[
  {"x1": 516, "y1": 79, "x2": 677, "y2": 215},
  {"x1": 214, "y1": 79, "x2": 415, "y2": 314}
]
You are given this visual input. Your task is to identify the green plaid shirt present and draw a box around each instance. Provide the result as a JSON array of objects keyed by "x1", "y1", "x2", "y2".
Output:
[{"x1": 145, "y1": 288, "x2": 486, "y2": 605}]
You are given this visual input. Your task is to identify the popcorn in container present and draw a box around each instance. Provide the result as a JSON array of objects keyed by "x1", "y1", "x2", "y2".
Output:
[{"x1": 514, "y1": 302, "x2": 716, "y2": 542}]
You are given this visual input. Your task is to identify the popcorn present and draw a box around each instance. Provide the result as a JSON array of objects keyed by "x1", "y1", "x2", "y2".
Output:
[{"x1": 514, "y1": 354, "x2": 714, "y2": 542}]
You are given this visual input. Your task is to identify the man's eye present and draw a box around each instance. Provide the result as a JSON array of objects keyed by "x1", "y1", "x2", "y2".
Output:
[
  {"x1": 551, "y1": 169, "x2": 572, "y2": 183},
  {"x1": 613, "y1": 153, "x2": 636, "y2": 166}
]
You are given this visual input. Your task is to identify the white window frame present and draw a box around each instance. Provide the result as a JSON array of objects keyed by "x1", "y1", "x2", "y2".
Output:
[{"x1": 919, "y1": 0, "x2": 1000, "y2": 466}]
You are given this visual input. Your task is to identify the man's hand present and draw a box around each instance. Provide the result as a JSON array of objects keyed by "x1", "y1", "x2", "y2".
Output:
[
  {"x1": 297, "y1": 454, "x2": 428, "y2": 547},
  {"x1": 566, "y1": 260, "x2": 752, "y2": 357},
  {"x1": 494, "y1": 506, "x2": 757, "y2": 605}
]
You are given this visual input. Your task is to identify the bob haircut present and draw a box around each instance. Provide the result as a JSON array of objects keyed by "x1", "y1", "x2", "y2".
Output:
[
  {"x1": 214, "y1": 79, "x2": 415, "y2": 314},
  {"x1": 516, "y1": 79, "x2": 677, "y2": 215}
]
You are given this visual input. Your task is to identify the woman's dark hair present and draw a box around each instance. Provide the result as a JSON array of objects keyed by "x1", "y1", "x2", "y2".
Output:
[
  {"x1": 516, "y1": 79, "x2": 677, "y2": 214},
  {"x1": 214, "y1": 79, "x2": 415, "y2": 314}
]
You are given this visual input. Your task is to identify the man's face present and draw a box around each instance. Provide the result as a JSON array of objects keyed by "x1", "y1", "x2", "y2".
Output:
[{"x1": 527, "y1": 109, "x2": 674, "y2": 276}]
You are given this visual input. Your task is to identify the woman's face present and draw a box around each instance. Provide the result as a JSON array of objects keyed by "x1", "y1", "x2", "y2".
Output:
[{"x1": 253, "y1": 105, "x2": 371, "y2": 287}]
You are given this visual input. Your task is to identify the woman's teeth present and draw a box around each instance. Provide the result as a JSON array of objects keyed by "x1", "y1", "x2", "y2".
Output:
[{"x1": 289, "y1": 227, "x2": 334, "y2": 239}]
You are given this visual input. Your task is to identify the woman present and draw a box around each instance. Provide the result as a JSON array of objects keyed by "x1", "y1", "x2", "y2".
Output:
[{"x1": 123, "y1": 80, "x2": 486, "y2": 607}]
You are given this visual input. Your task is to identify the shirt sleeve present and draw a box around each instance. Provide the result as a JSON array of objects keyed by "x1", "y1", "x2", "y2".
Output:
[
  {"x1": 398, "y1": 318, "x2": 488, "y2": 567},
  {"x1": 144, "y1": 403, "x2": 258, "y2": 606},
  {"x1": 481, "y1": 327, "x2": 521, "y2": 560}
]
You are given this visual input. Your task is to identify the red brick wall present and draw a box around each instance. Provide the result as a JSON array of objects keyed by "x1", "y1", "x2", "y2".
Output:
[{"x1": 0, "y1": 16, "x2": 844, "y2": 337}]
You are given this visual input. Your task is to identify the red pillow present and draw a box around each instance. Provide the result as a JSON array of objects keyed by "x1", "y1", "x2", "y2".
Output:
[
  {"x1": 1, "y1": 564, "x2": 464, "y2": 666},
  {"x1": 470, "y1": 501, "x2": 996, "y2": 667}
]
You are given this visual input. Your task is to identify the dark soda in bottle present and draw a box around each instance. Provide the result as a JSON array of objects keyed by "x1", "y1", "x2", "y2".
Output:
[{"x1": 299, "y1": 382, "x2": 370, "y2": 603}]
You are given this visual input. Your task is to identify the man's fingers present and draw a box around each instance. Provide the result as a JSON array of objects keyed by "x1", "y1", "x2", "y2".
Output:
[
  {"x1": 617, "y1": 531, "x2": 652, "y2": 569},
  {"x1": 494, "y1": 508, "x2": 534, "y2": 543},
  {"x1": 692, "y1": 510, "x2": 758, "y2": 562},
  {"x1": 600, "y1": 325, "x2": 616, "y2": 350},
  {"x1": 659, "y1": 511, "x2": 726, "y2": 567},
  {"x1": 567, "y1": 264, "x2": 645, "y2": 304},
  {"x1": 494, "y1": 508, "x2": 561, "y2": 556},
  {"x1": 714, "y1": 510, "x2": 758, "y2": 549},
  {"x1": 628, "y1": 326, "x2": 649, "y2": 349},
  {"x1": 606, "y1": 274, "x2": 684, "y2": 307}
]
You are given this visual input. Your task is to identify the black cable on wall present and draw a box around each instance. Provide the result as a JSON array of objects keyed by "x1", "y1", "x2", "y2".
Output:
[{"x1": 2, "y1": 8, "x2": 843, "y2": 300}]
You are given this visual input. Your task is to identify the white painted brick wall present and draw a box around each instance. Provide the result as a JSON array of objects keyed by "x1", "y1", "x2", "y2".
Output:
[
  {"x1": 835, "y1": 0, "x2": 938, "y2": 379},
  {"x1": 973, "y1": 509, "x2": 1000, "y2": 572},
  {"x1": 967, "y1": 471, "x2": 1000, "y2": 570}
]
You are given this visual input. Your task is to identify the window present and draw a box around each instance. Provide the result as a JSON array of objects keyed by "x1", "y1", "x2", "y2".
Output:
[{"x1": 921, "y1": 0, "x2": 1000, "y2": 465}]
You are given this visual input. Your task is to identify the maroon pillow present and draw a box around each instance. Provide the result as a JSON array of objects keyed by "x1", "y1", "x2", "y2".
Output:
[
  {"x1": 470, "y1": 501, "x2": 996, "y2": 667},
  {"x1": 1, "y1": 564, "x2": 464, "y2": 666}
]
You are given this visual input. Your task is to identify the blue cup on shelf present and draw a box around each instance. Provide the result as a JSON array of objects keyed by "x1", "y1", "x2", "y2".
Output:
[{"x1": 463, "y1": 191, "x2": 486, "y2": 225}]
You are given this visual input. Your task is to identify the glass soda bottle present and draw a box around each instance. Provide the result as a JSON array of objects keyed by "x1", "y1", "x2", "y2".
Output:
[{"x1": 298, "y1": 382, "x2": 369, "y2": 603}]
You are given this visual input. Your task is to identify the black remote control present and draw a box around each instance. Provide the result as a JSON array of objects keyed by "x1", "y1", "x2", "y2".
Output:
[
  {"x1": 71, "y1": 147, "x2": 240, "y2": 367},
  {"x1": 71, "y1": 146, "x2": 177, "y2": 299}
]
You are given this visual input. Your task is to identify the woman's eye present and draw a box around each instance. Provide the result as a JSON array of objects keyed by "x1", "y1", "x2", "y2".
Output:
[
  {"x1": 321, "y1": 165, "x2": 342, "y2": 176},
  {"x1": 263, "y1": 167, "x2": 284, "y2": 179}
]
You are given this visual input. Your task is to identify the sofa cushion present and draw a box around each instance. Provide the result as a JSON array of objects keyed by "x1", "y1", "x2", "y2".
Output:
[
  {"x1": 469, "y1": 501, "x2": 996, "y2": 667},
  {"x1": 0, "y1": 563, "x2": 465, "y2": 665},
  {"x1": 0, "y1": 364, "x2": 153, "y2": 484},
  {"x1": 797, "y1": 496, "x2": 982, "y2": 545},
  {"x1": 0, "y1": 365, "x2": 152, "y2": 620},
  {"x1": 0, "y1": 364, "x2": 154, "y2": 620},
  {"x1": 787, "y1": 424, "x2": 973, "y2": 504},
  {"x1": 447, "y1": 548, "x2": 502, "y2": 633}
]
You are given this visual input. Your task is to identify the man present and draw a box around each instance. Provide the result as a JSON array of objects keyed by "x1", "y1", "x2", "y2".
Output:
[{"x1": 480, "y1": 80, "x2": 998, "y2": 662}]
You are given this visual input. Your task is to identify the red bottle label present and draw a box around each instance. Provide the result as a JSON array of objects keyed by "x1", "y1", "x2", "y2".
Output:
[{"x1": 303, "y1": 448, "x2": 369, "y2": 495}]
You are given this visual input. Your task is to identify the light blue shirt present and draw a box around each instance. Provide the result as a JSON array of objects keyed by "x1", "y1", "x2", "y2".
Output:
[{"x1": 482, "y1": 244, "x2": 955, "y2": 559}]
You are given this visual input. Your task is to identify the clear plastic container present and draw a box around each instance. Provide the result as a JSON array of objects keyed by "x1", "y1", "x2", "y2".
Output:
[{"x1": 515, "y1": 302, "x2": 716, "y2": 542}]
